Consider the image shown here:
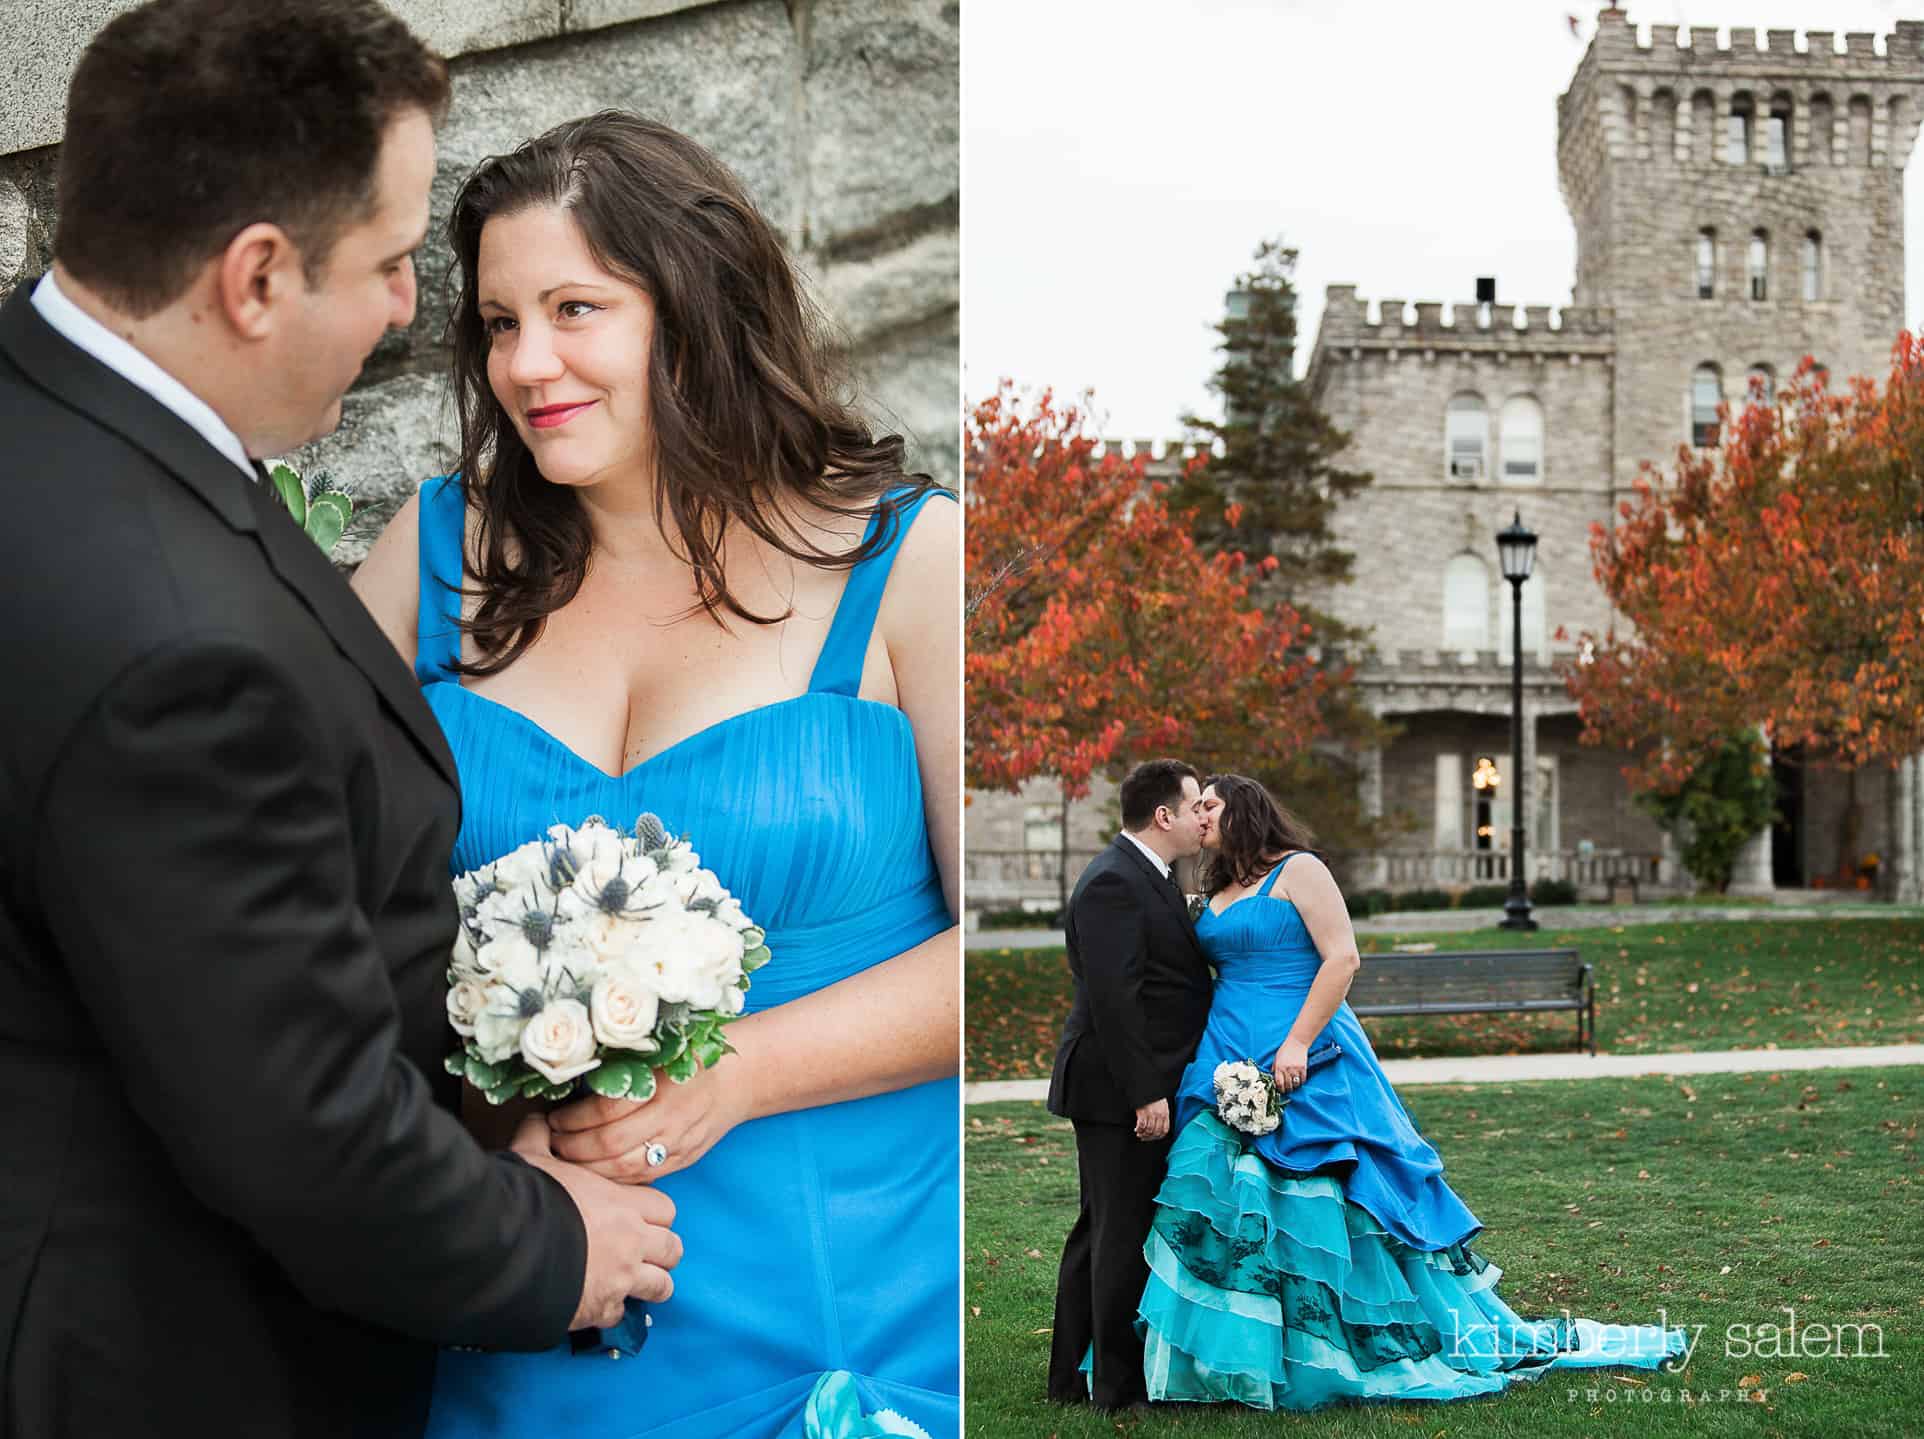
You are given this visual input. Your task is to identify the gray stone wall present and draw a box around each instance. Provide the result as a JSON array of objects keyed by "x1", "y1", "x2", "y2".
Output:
[{"x1": 0, "y1": 0, "x2": 958, "y2": 566}]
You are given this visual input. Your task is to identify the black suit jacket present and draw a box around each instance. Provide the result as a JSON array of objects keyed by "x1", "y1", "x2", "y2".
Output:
[
  {"x1": 1046, "y1": 836, "x2": 1214, "y2": 1123},
  {"x1": 0, "y1": 284, "x2": 587, "y2": 1437}
]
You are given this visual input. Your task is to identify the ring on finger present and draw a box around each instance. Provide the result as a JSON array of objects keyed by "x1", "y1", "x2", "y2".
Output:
[{"x1": 643, "y1": 1140, "x2": 668, "y2": 1168}]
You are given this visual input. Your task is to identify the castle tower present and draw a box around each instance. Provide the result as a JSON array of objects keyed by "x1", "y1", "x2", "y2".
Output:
[{"x1": 1558, "y1": 11, "x2": 1924, "y2": 491}]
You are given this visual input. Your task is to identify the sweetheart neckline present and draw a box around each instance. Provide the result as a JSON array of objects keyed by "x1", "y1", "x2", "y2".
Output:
[
  {"x1": 1201, "y1": 891, "x2": 1299, "y2": 922},
  {"x1": 428, "y1": 683, "x2": 911, "y2": 782}
]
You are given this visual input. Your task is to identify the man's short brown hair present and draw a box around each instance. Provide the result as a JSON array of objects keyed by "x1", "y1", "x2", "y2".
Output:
[
  {"x1": 54, "y1": 0, "x2": 450, "y2": 317},
  {"x1": 1120, "y1": 758, "x2": 1199, "y2": 832}
]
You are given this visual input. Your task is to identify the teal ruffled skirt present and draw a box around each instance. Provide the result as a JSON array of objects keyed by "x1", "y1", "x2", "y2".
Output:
[{"x1": 1141, "y1": 1114, "x2": 1687, "y2": 1411}]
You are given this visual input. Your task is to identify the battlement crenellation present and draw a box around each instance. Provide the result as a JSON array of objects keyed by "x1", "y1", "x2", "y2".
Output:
[
  {"x1": 1587, "y1": 9, "x2": 1924, "y2": 69},
  {"x1": 1317, "y1": 286, "x2": 1615, "y2": 345}
]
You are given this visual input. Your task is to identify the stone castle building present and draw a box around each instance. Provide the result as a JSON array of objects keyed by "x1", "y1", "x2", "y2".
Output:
[{"x1": 967, "y1": 10, "x2": 1924, "y2": 912}]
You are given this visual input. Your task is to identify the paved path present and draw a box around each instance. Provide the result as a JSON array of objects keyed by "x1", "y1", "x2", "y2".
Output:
[
  {"x1": 962, "y1": 1042, "x2": 1924, "y2": 1105},
  {"x1": 966, "y1": 903, "x2": 1923, "y2": 951}
]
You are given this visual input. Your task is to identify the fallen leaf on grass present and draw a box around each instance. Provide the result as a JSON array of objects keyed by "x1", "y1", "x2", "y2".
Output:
[{"x1": 1784, "y1": 1372, "x2": 1809, "y2": 1383}]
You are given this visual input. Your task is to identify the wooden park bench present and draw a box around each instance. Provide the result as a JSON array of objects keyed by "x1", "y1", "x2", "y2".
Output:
[{"x1": 1347, "y1": 948, "x2": 1596, "y2": 1055}]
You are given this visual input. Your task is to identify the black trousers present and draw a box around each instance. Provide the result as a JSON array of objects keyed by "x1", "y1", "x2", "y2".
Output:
[{"x1": 1047, "y1": 1118, "x2": 1172, "y2": 1408}]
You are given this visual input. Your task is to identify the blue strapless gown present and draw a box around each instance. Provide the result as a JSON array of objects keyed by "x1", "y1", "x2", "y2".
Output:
[
  {"x1": 1146, "y1": 854, "x2": 1685, "y2": 1411},
  {"x1": 412, "y1": 477, "x2": 958, "y2": 1439}
]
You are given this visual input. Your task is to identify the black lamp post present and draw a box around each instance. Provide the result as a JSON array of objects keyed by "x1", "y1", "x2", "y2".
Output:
[{"x1": 1497, "y1": 512, "x2": 1539, "y2": 932}]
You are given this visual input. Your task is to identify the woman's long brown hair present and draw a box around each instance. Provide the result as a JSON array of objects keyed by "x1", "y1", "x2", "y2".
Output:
[
  {"x1": 443, "y1": 110, "x2": 939, "y2": 674},
  {"x1": 1200, "y1": 773, "x2": 1320, "y2": 895}
]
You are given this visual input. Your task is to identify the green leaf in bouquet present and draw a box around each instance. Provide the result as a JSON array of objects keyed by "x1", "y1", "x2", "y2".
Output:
[
  {"x1": 444, "y1": 1050, "x2": 469, "y2": 1077},
  {"x1": 269, "y1": 463, "x2": 307, "y2": 527},
  {"x1": 742, "y1": 944, "x2": 772, "y2": 973},
  {"x1": 740, "y1": 926, "x2": 766, "y2": 951},
  {"x1": 305, "y1": 491, "x2": 351, "y2": 555},
  {"x1": 517, "y1": 1070, "x2": 556, "y2": 1099},
  {"x1": 585, "y1": 1056, "x2": 658, "y2": 1102},
  {"x1": 483, "y1": 1078, "x2": 523, "y2": 1106},
  {"x1": 464, "y1": 1054, "x2": 509, "y2": 1091},
  {"x1": 661, "y1": 1045, "x2": 701, "y2": 1085},
  {"x1": 691, "y1": 1031, "x2": 729, "y2": 1069}
]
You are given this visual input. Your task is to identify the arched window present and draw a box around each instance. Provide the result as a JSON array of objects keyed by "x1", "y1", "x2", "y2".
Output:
[
  {"x1": 1749, "y1": 231, "x2": 1769, "y2": 300},
  {"x1": 1765, "y1": 94, "x2": 1792, "y2": 172},
  {"x1": 1696, "y1": 228, "x2": 1716, "y2": 298},
  {"x1": 1500, "y1": 396, "x2": 1544, "y2": 484},
  {"x1": 1651, "y1": 89, "x2": 1677, "y2": 162},
  {"x1": 1809, "y1": 94, "x2": 1835, "y2": 165},
  {"x1": 1803, "y1": 231, "x2": 1823, "y2": 301},
  {"x1": 1691, "y1": 364, "x2": 1722, "y2": 447},
  {"x1": 1691, "y1": 90, "x2": 1717, "y2": 165},
  {"x1": 1443, "y1": 554, "x2": 1490, "y2": 653},
  {"x1": 1850, "y1": 95, "x2": 1873, "y2": 165},
  {"x1": 1446, "y1": 393, "x2": 1487, "y2": 480},
  {"x1": 1728, "y1": 92, "x2": 1755, "y2": 164},
  {"x1": 1746, "y1": 364, "x2": 1775, "y2": 408}
]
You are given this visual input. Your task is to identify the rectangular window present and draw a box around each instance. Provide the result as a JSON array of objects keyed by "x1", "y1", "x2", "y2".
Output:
[
  {"x1": 1803, "y1": 236, "x2": 1822, "y2": 301},
  {"x1": 1764, "y1": 113, "x2": 1789, "y2": 172},
  {"x1": 1696, "y1": 235, "x2": 1715, "y2": 299},
  {"x1": 1727, "y1": 111, "x2": 1750, "y2": 164}
]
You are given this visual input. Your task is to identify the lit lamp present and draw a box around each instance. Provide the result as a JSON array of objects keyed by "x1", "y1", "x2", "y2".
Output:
[{"x1": 1496, "y1": 512, "x2": 1539, "y2": 931}]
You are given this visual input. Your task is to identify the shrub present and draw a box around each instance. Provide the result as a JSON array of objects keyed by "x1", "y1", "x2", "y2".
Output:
[
  {"x1": 1530, "y1": 877, "x2": 1579, "y2": 906},
  {"x1": 976, "y1": 906, "x2": 1062, "y2": 930}
]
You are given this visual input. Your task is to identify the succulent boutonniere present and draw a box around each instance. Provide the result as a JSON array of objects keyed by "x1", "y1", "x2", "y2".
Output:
[
  {"x1": 269, "y1": 463, "x2": 353, "y2": 556},
  {"x1": 1186, "y1": 892, "x2": 1206, "y2": 923}
]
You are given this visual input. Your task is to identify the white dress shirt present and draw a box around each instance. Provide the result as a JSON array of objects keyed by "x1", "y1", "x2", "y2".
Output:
[
  {"x1": 31, "y1": 271, "x2": 256, "y2": 481},
  {"x1": 1120, "y1": 829, "x2": 1172, "y2": 881}
]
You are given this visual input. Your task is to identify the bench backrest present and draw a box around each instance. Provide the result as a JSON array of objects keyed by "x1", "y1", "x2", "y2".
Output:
[{"x1": 1350, "y1": 948, "x2": 1586, "y2": 1006}]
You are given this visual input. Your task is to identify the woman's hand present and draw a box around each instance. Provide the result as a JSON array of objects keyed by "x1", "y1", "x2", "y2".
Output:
[
  {"x1": 548, "y1": 1059, "x2": 753, "y2": 1184},
  {"x1": 1272, "y1": 1037, "x2": 1310, "y2": 1094}
]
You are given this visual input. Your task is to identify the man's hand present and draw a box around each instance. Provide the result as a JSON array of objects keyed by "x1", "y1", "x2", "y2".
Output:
[
  {"x1": 511, "y1": 1113, "x2": 681, "y2": 1331},
  {"x1": 1132, "y1": 1098, "x2": 1170, "y2": 1142}
]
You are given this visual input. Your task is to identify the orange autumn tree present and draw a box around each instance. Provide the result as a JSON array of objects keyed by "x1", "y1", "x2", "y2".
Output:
[
  {"x1": 1567, "y1": 341, "x2": 1924, "y2": 878},
  {"x1": 967, "y1": 383, "x2": 1328, "y2": 905}
]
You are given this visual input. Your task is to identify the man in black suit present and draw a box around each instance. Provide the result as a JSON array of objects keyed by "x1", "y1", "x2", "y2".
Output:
[
  {"x1": 1046, "y1": 758, "x2": 1213, "y2": 1410},
  {"x1": 0, "y1": 3, "x2": 678, "y2": 1434}
]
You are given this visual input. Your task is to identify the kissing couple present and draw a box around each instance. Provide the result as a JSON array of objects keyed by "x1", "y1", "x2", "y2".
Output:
[
  {"x1": 1045, "y1": 759, "x2": 1685, "y2": 1413},
  {"x1": 0, "y1": 0, "x2": 959, "y2": 1435}
]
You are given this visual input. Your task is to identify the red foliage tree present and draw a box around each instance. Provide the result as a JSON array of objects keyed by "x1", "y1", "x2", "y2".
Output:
[
  {"x1": 1567, "y1": 342, "x2": 1924, "y2": 872},
  {"x1": 967, "y1": 384, "x2": 1329, "y2": 900}
]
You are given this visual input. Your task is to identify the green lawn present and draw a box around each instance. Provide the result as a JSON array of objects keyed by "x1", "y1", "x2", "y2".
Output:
[
  {"x1": 965, "y1": 1066, "x2": 1924, "y2": 1437},
  {"x1": 967, "y1": 920, "x2": 1924, "y2": 1080}
]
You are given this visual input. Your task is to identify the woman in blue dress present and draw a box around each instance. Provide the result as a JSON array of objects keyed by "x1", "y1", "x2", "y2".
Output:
[
  {"x1": 352, "y1": 112, "x2": 958, "y2": 1438},
  {"x1": 1142, "y1": 773, "x2": 1685, "y2": 1411}
]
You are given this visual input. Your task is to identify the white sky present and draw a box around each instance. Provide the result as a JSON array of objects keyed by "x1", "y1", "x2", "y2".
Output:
[{"x1": 962, "y1": 0, "x2": 1924, "y2": 438}]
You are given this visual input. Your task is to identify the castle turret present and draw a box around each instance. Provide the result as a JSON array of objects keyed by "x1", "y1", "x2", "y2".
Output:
[{"x1": 1557, "y1": 9, "x2": 1924, "y2": 490}]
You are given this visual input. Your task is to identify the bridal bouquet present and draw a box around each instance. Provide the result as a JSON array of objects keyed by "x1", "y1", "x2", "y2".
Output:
[
  {"x1": 1213, "y1": 1042, "x2": 1345, "y2": 1137},
  {"x1": 1212, "y1": 1059, "x2": 1283, "y2": 1136},
  {"x1": 442, "y1": 813, "x2": 771, "y2": 1106}
]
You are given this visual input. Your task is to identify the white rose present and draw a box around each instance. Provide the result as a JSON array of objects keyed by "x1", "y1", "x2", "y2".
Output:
[
  {"x1": 446, "y1": 978, "x2": 490, "y2": 1036},
  {"x1": 472, "y1": 987, "x2": 529, "y2": 1064},
  {"x1": 477, "y1": 931, "x2": 545, "y2": 991},
  {"x1": 492, "y1": 840, "x2": 554, "y2": 893},
  {"x1": 589, "y1": 962, "x2": 662, "y2": 1049},
  {"x1": 640, "y1": 910, "x2": 745, "y2": 1009},
  {"x1": 578, "y1": 910, "x2": 647, "y2": 968},
  {"x1": 520, "y1": 998, "x2": 601, "y2": 1085}
]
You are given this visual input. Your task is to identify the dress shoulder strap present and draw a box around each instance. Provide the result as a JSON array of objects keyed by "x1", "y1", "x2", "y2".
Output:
[
  {"x1": 806, "y1": 485, "x2": 952, "y2": 696},
  {"x1": 413, "y1": 474, "x2": 466, "y2": 685},
  {"x1": 1260, "y1": 851, "x2": 1307, "y2": 898}
]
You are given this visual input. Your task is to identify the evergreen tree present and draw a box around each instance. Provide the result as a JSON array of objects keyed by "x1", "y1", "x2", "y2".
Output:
[{"x1": 1171, "y1": 238, "x2": 1397, "y2": 862}]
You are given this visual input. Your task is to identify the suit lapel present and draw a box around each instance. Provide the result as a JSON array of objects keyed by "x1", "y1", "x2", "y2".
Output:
[
  {"x1": 0, "y1": 285, "x2": 459, "y2": 792},
  {"x1": 241, "y1": 467, "x2": 460, "y2": 790},
  {"x1": 1112, "y1": 835, "x2": 1196, "y2": 938}
]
